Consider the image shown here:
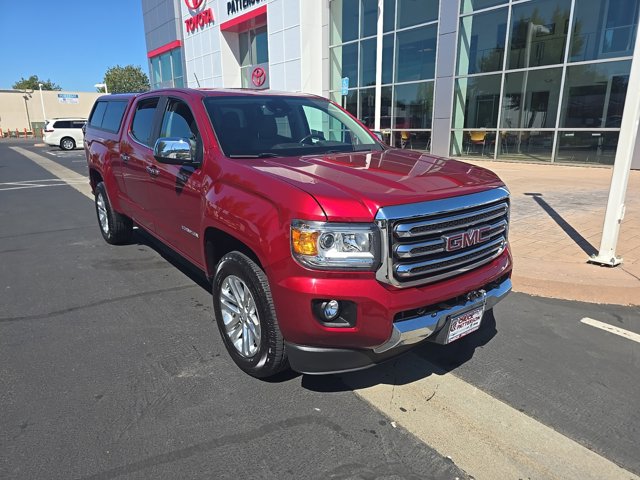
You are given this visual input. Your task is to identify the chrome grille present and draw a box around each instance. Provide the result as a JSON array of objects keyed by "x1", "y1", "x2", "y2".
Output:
[{"x1": 375, "y1": 188, "x2": 510, "y2": 288}]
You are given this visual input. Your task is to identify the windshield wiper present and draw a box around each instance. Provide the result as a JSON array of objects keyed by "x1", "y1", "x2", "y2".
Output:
[{"x1": 227, "y1": 153, "x2": 279, "y2": 158}]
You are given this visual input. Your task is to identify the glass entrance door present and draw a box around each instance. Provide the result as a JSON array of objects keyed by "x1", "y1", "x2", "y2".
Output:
[{"x1": 240, "y1": 25, "x2": 269, "y2": 87}]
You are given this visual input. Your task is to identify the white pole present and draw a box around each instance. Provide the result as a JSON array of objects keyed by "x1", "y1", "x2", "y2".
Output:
[
  {"x1": 38, "y1": 83, "x2": 47, "y2": 122},
  {"x1": 589, "y1": 29, "x2": 640, "y2": 266},
  {"x1": 374, "y1": 0, "x2": 384, "y2": 131}
]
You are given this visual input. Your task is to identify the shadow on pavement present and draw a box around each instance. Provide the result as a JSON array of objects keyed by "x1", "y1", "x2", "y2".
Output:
[
  {"x1": 302, "y1": 310, "x2": 497, "y2": 392},
  {"x1": 524, "y1": 192, "x2": 598, "y2": 256}
]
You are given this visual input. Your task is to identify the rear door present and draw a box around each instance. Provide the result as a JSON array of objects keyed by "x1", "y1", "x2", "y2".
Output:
[
  {"x1": 71, "y1": 120, "x2": 86, "y2": 146},
  {"x1": 147, "y1": 95, "x2": 205, "y2": 265},
  {"x1": 119, "y1": 96, "x2": 162, "y2": 231}
]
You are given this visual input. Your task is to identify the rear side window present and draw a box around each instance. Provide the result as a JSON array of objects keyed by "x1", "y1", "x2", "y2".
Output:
[
  {"x1": 53, "y1": 120, "x2": 71, "y2": 129},
  {"x1": 89, "y1": 102, "x2": 108, "y2": 128},
  {"x1": 88, "y1": 100, "x2": 127, "y2": 132},
  {"x1": 101, "y1": 102, "x2": 128, "y2": 133},
  {"x1": 71, "y1": 121, "x2": 86, "y2": 129},
  {"x1": 131, "y1": 98, "x2": 159, "y2": 147}
]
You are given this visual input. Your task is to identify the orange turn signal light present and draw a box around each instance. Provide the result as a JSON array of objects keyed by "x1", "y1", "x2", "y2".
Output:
[{"x1": 292, "y1": 228, "x2": 319, "y2": 255}]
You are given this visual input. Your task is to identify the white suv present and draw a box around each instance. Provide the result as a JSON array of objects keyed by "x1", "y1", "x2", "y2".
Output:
[{"x1": 43, "y1": 118, "x2": 86, "y2": 150}]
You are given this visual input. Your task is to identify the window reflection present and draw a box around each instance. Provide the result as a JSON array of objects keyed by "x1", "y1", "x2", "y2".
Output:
[
  {"x1": 360, "y1": 38, "x2": 377, "y2": 87},
  {"x1": 501, "y1": 68, "x2": 562, "y2": 129},
  {"x1": 460, "y1": 0, "x2": 506, "y2": 15},
  {"x1": 570, "y1": 0, "x2": 639, "y2": 62},
  {"x1": 394, "y1": 81, "x2": 434, "y2": 129},
  {"x1": 397, "y1": 0, "x2": 438, "y2": 29},
  {"x1": 395, "y1": 25, "x2": 437, "y2": 82},
  {"x1": 457, "y1": 8, "x2": 508, "y2": 75},
  {"x1": 497, "y1": 130, "x2": 554, "y2": 161},
  {"x1": 453, "y1": 74, "x2": 502, "y2": 129},
  {"x1": 561, "y1": 60, "x2": 631, "y2": 128},
  {"x1": 507, "y1": 0, "x2": 571, "y2": 70},
  {"x1": 330, "y1": 43, "x2": 359, "y2": 90},
  {"x1": 556, "y1": 131, "x2": 619, "y2": 164},
  {"x1": 330, "y1": 0, "x2": 359, "y2": 44}
]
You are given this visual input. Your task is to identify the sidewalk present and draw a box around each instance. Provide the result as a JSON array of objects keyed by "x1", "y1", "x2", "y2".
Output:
[{"x1": 467, "y1": 159, "x2": 640, "y2": 306}]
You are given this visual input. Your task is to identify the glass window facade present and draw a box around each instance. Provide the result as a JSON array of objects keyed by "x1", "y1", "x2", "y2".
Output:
[
  {"x1": 330, "y1": 0, "x2": 439, "y2": 150},
  {"x1": 326, "y1": 0, "x2": 637, "y2": 165},
  {"x1": 451, "y1": 0, "x2": 638, "y2": 165},
  {"x1": 150, "y1": 48, "x2": 184, "y2": 89}
]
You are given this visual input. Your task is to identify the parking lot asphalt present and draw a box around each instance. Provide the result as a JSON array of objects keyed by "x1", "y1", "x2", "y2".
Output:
[
  {"x1": 0, "y1": 141, "x2": 468, "y2": 479},
  {"x1": 1, "y1": 140, "x2": 639, "y2": 479}
]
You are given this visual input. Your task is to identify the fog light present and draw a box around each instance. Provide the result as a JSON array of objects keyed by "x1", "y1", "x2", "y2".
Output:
[{"x1": 322, "y1": 300, "x2": 340, "y2": 320}]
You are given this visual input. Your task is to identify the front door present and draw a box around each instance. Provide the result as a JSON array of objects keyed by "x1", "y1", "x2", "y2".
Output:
[{"x1": 147, "y1": 96, "x2": 205, "y2": 266}]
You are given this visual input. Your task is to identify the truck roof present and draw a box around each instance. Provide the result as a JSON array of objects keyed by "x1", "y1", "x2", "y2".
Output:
[{"x1": 95, "y1": 88, "x2": 320, "y2": 102}]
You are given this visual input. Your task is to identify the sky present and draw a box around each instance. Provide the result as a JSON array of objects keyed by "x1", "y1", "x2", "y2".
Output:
[{"x1": 0, "y1": 0, "x2": 148, "y2": 91}]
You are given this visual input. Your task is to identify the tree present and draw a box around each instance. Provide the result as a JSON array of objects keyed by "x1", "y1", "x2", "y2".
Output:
[
  {"x1": 102, "y1": 65, "x2": 150, "y2": 94},
  {"x1": 13, "y1": 75, "x2": 61, "y2": 91}
]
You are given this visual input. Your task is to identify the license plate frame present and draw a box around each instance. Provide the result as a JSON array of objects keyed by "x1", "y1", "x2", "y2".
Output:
[{"x1": 446, "y1": 304, "x2": 485, "y2": 344}]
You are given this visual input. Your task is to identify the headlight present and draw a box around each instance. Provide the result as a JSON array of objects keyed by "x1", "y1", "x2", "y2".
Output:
[{"x1": 291, "y1": 220, "x2": 380, "y2": 270}]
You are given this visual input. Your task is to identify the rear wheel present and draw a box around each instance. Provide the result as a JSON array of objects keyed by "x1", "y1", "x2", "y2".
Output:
[
  {"x1": 60, "y1": 137, "x2": 75, "y2": 150},
  {"x1": 95, "y1": 182, "x2": 132, "y2": 244},
  {"x1": 212, "y1": 252, "x2": 288, "y2": 378}
]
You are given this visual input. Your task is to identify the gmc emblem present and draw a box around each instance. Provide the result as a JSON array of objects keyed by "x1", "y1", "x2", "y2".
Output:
[{"x1": 443, "y1": 226, "x2": 491, "y2": 252}]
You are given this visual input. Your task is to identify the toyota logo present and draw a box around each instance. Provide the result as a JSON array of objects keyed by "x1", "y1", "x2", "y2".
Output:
[
  {"x1": 185, "y1": 0, "x2": 204, "y2": 9},
  {"x1": 251, "y1": 67, "x2": 266, "y2": 87}
]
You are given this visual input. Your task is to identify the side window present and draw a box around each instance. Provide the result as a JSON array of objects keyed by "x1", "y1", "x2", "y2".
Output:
[
  {"x1": 159, "y1": 98, "x2": 201, "y2": 160},
  {"x1": 89, "y1": 102, "x2": 107, "y2": 128},
  {"x1": 159, "y1": 99, "x2": 198, "y2": 141},
  {"x1": 72, "y1": 121, "x2": 86, "y2": 129},
  {"x1": 54, "y1": 120, "x2": 71, "y2": 129},
  {"x1": 95, "y1": 102, "x2": 127, "y2": 133},
  {"x1": 131, "y1": 98, "x2": 159, "y2": 147}
]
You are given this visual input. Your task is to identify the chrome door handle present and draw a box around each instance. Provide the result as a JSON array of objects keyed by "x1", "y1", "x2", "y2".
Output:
[
  {"x1": 120, "y1": 153, "x2": 129, "y2": 162},
  {"x1": 146, "y1": 165, "x2": 159, "y2": 177}
]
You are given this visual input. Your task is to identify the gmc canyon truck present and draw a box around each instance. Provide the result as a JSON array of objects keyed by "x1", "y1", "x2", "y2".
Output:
[{"x1": 84, "y1": 88, "x2": 512, "y2": 378}]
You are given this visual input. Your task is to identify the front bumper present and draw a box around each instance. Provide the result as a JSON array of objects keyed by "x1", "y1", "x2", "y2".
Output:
[{"x1": 286, "y1": 276, "x2": 511, "y2": 375}]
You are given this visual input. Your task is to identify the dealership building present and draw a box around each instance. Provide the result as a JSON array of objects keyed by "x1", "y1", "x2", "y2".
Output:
[{"x1": 142, "y1": 0, "x2": 640, "y2": 169}]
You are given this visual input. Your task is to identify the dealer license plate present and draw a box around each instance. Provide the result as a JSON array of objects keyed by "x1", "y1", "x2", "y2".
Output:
[{"x1": 446, "y1": 305, "x2": 485, "y2": 344}]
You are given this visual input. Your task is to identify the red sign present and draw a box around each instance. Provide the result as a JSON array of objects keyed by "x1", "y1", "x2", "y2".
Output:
[
  {"x1": 185, "y1": 0, "x2": 204, "y2": 9},
  {"x1": 251, "y1": 67, "x2": 266, "y2": 87},
  {"x1": 185, "y1": 7, "x2": 214, "y2": 33}
]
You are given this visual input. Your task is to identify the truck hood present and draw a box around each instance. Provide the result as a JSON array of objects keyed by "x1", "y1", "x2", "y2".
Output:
[{"x1": 250, "y1": 149, "x2": 505, "y2": 222}]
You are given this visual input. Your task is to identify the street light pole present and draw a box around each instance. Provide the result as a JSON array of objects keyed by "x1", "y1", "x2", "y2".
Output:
[
  {"x1": 589, "y1": 28, "x2": 640, "y2": 266},
  {"x1": 38, "y1": 83, "x2": 47, "y2": 123}
]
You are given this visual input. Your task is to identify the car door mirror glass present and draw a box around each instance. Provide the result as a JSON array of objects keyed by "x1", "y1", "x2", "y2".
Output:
[{"x1": 153, "y1": 137, "x2": 194, "y2": 164}]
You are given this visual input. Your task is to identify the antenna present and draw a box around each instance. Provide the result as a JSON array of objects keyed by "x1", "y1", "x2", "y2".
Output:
[{"x1": 193, "y1": 72, "x2": 201, "y2": 88}]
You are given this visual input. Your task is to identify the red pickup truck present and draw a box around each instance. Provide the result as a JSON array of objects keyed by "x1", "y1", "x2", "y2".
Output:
[{"x1": 84, "y1": 88, "x2": 512, "y2": 378}]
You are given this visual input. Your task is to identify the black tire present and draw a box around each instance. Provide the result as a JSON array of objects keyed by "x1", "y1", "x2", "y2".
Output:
[
  {"x1": 94, "y1": 182, "x2": 133, "y2": 245},
  {"x1": 60, "y1": 137, "x2": 75, "y2": 150},
  {"x1": 212, "y1": 252, "x2": 288, "y2": 378}
]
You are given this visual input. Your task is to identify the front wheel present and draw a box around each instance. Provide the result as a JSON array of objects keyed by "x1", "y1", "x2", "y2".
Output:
[
  {"x1": 212, "y1": 252, "x2": 288, "y2": 378},
  {"x1": 95, "y1": 182, "x2": 133, "y2": 245}
]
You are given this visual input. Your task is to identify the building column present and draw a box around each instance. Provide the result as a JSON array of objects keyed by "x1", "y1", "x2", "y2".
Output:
[{"x1": 431, "y1": 0, "x2": 461, "y2": 157}]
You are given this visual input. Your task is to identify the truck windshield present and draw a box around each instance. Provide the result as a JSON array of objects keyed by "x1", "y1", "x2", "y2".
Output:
[{"x1": 203, "y1": 95, "x2": 383, "y2": 158}]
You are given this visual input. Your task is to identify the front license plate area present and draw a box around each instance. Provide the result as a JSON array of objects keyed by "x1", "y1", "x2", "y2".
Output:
[{"x1": 446, "y1": 305, "x2": 485, "y2": 344}]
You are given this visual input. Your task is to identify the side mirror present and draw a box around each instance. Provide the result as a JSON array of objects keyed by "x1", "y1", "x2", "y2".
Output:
[{"x1": 153, "y1": 137, "x2": 195, "y2": 165}]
